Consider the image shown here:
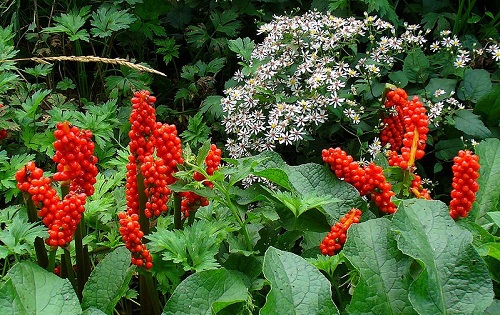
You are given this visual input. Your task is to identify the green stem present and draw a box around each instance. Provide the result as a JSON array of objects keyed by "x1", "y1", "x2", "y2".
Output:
[
  {"x1": 137, "y1": 172, "x2": 150, "y2": 236},
  {"x1": 173, "y1": 192, "x2": 182, "y2": 229},
  {"x1": 74, "y1": 40, "x2": 88, "y2": 99},
  {"x1": 186, "y1": 161, "x2": 253, "y2": 251},
  {"x1": 139, "y1": 272, "x2": 162, "y2": 315},
  {"x1": 23, "y1": 192, "x2": 48, "y2": 268},
  {"x1": 47, "y1": 249, "x2": 56, "y2": 273},
  {"x1": 220, "y1": 187, "x2": 252, "y2": 251},
  {"x1": 61, "y1": 247, "x2": 77, "y2": 296},
  {"x1": 74, "y1": 217, "x2": 88, "y2": 299},
  {"x1": 135, "y1": 170, "x2": 161, "y2": 315}
]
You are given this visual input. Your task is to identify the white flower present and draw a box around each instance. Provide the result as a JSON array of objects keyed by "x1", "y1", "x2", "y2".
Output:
[{"x1": 434, "y1": 89, "x2": 446, "y2": 98}]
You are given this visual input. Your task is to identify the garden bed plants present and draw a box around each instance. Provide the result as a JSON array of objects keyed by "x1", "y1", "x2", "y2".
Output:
[{"x1": 0, "y1": 1, "x2": 499, "y2": 314}]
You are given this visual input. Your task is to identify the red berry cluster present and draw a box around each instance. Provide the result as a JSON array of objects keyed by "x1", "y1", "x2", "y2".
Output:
[
  {"x1": 449, "y1": 150, "x2": 480, "y2": 219},
  {"x1": 0, "y1": 104, "x2": 7, "y2": 141},
  {"x1": 141, "y1": 123, "x2": 184, "y2": 218},
  {"x1": 181, "y1": 144, "x2": 222, "y2": 217},
  {"x1": 15, "y1": 161, "x2": 86, "y2": 247},
  {"x1": 125, "y1": 91, "x2": 158, "y2": 216},
  {"x1": 118, "y1": 212, "x2": 153, "y2": 269},
  {"x1": 129, "y1": 91, "x2": 157, "y2": 164},
  {"x1": 320, "y1": 208, "x2": 362, "y2": 256},
  {"x1": 380, "y1": 88, "x2": 407, "y2": 152},
  {"x1": 122, "y1": 91, "x2": 158, "y2": 269},
  {"x1": 141, "y1": 155, "x2": 171, "y2": 218},
  {"x1": 44, "y1": 191, "x2": 86, "y2": 247},
  {"x1": 322, "y1": 147, "x2": 396, "y2": 214},
  {"x1": 180, "y1": 191, "x2": 210, "y2": 218},
  {"x1": 53, "y1": 122, "x2": 98, "y2": 196},
  {"x1": 121, "y1": 91, "x2": 185, "y2": 269},
  {"x1": 410, "y1": 174, "x2": 431, "y2": 200},
  {"x1": 382, "y1": 90, "x2": 429, "y2": 170}
]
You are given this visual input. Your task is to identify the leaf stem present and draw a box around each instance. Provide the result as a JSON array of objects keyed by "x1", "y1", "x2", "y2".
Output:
[
  {"x1": 139, "y1": 271, "x2": 162, "y2": 315},
  {"x1": 23, "y1": 192, "x2": 48, "y2": 268},
  {"x1": 173, "y1": 192, "x2": 182, "y2": 229}
]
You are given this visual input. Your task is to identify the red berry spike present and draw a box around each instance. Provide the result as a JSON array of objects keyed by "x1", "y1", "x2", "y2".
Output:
[
  {"x1": 322, "y1": 147, "x2": 397, "y2": 213},
  {"x1": 382, "y1": 88, "x2": 429, "y2": 170},
  {"x1": 449, "y1": 150, "x2": 480, "y2": 220},
  {"x1": 53, "y1": 121, "x2": 98, "y2": 196},
  {"x1": 118, "y1": 212, "x2": 153, "y2": 269},
  {"x1": 320, "y1": 208, "x2": 362, "y2": 256},
  {"x1": 16, "y1": 161, "x2": 87, "y2": 248}
]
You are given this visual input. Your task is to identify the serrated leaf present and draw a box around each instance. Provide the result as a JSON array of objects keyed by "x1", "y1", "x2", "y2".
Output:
[
  {"x1": 0, "y1": 261, "x2": 81, "y2": 314},
  {"x1": 206, "y1": 57, "x2": 226, "y2": 74},
  {"x1": 181, "y1": 113, "x2": 210, "y2": 147},
  {"x1": 186, "y1": 25, "x2": 210, "y2": 49},
  {"x1": 200, "y1": 95, "x2": 223, "y2": 118},
  {"x1": 227, "y1": 37, "x2": 254, "y2": 62},
  {"x1": 43, "y1": 11, "x2": 90, "y2": 42},
  {"x1": 457, "y1": 69, "x2": 492, "y2": 103},
  {"x1": 474, "y1": 85, "x2": 500, "y2": 126},
  {"x1": 469, "y1": 138, "x2": 500, "y2": 222},
  {"x1": 211, "y1": 10, "x2": 241, "y2": 37},
  {"x1": 452, "y1": 110, "x2": 491, "y2": 139},
  {"x1": 162, "y1": 268, "x2": 250, "y2": 315},
  {"x1": 155, "y1": 38, "x2": 180, "y2": 65},
  {"x1": 56, "y1": 77, "x2": 76, "y2": 90},
  {"x1": 0, "y1": 72, "x2": 19, "y2": 93},
  {"x1": 90, "y1": 7, "x2": 136, "y2": 38},
  {"x1": 261, "y1": 247, "x2": 339, "y2": 315},
  {"x1": 82, "y1": 247, "x2": 134, "y2": 314},
  {"x1": 196, "y1": 139, "x2": 212, "y2": 166},
  {"x1": 403, "y1": 49, "x2": 430, "y2": 83},
  {"x1": 147, "y1": 220, "x2": 234, "y2": 272},
  {"x1": 392, "y1": 199, "x2": 494, "y2": 314},
  {"x1": 344, "y1": 218, "x2": 417, "y2": 315}
]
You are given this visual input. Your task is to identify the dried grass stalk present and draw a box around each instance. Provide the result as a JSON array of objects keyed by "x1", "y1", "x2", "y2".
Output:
[{"x1": 5, "y1": 55, "x2": 167, "y2": 77}]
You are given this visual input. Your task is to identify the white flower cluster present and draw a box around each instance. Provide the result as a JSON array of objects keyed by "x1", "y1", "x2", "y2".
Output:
[{"x1": 220, "y1": 11, "x2": 484, "y2": 158}]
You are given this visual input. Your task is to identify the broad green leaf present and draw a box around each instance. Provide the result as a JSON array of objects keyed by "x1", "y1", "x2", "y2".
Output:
[
  {"x1": 261, "y1": 247, "x2": 339, "y2": 315},
  {"x1": 470, "y1": 138, "x2": 500, "y2": 222},
  {"x1": 82, "y1": 247, "x2": 134, "y2": 314},
  {"x1": 488, "y1": 212, "x2": 500, "y2": 227},
  {"x1": 425, "y1": 78, "x2": 457, "y2": 101},
  {"x1": 477, "y1": 243, "x2": 500, "y2": 261},
  {"x1": 388, "y1": 70, "x2": 408, "y2": 88},
  {"x1": 392, "y1": 199, "x2": 494, "y2": 314},
  {"x1": 344, "y1": 218, "x2": 416, "y2": 315},
  {"x1": 90, "y1": 7, "x2": 136, "y2": 38},
  {"x1": 286, "y1": 163, "x2": 363, "y2": 222},
  {"x1": 452, "y1": 110, "x2": 491, "y2": 139},
  {"x1": 162, "y1": 268, "x2": 250, "y2": 315},
  {"x1": 434, "y1": 138, "x2": 464, "y2": 160},
  {"x1": 0, "y1": 261, "x2": 81, "y2": 314},
  {"x1": 484, "y1": 299, "x2": 500, "y2": 315},
  {"x1": 82, "y1": 307, "x2": 108, "y2": 315},
  {"x1": 474, "y1": 85, "x2": 500, "y2": 126},
  {"x1": 403, "y1": 49, "x2": 430, "y2": 83},
  {"x1": 457, "y1": 69, "x2": 492, "y2": 103}
]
